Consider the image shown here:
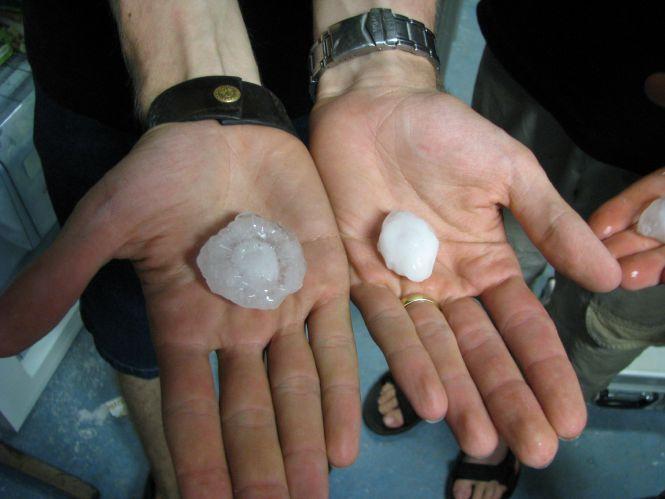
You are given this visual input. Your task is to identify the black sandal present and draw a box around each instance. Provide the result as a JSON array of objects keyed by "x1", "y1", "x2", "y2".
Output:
[
  {"x1": 446, "y1": 450, "x2": 520, "y2": 499},
  {"x1": 362, "y1": 370, "x2": 422, "y2": 435},
  {"x1": 142, "y1": 473, "x2": 156, "y2": 499}
]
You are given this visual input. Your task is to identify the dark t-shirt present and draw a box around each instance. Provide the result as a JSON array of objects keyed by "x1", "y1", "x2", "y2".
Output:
[
  {"x1": 22, "y1": 0, "x2": 313, "y2": 133},
  {"x1": 24, "y1": 1, "x2": 665, "y2": 174},
  {"x1": 477, "y1": 0, "x2": 665, "y2": 174}
]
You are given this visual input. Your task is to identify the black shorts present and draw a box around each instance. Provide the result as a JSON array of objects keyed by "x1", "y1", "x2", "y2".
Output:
[{"x1": 34, "y1": 85, "x2": 159, "y2": 379}]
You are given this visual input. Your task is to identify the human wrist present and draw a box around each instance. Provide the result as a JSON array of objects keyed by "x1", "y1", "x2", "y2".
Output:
[
  {"x1": 314, "y1": 1, "x2": 436, "y2": 37},
  {"x1": 316, "y1": 49, "x2": 438, "y2": 99},
  {"x1": 312, "y1": 2, "x2": 439, "y2": 100},
  {"x1": 137, "y1": 61, "x2": 260, "y2": 120},
  {"x1": 134, "y1": 42, "x2": 260, "y2": 118},
  {"x1": 111, "y1": 0, "x2": 260, "y2": 117},
  {"x1": 145, "y1": 77, "x2": 297, "y2": 137}
]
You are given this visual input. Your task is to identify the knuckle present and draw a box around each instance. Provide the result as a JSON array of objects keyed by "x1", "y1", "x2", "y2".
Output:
[
  {"x1": 272, "y1": 373, "x2": 321, "y2": 397},
  {"x1": 222, "y1": 406, "x2": 274, "y2": 430},
  {"x1": 415, "y1": 318, "x2": 452, "y2": 342},
  {"x1": 163, "y1": 396, "x2": 218, "y2": 421}
]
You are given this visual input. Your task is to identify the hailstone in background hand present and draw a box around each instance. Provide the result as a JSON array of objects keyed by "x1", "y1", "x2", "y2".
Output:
[
  {"x1": 378, "y1": 210, "x2": 440, "y2": 282},
  {"x1": 197, "y1": 212, "x2": 306, "y2": 310},
  {"x1": 637, "y1": 197, "x2": 665, "y2": 243}
]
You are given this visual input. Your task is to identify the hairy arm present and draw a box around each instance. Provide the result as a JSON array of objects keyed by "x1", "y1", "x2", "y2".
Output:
[
  {"x1": 314, "y1": 0, "x2": 436, "y2": 32},
  {"x1": 0, "y1": 3, "x2": 360, "y2": 496},
  {"x1": 309, "y1": 0, "x2": 619, "y2": 467},
  {"x1": 109, "y1": 0, "x2": 260, "y2": 115}
]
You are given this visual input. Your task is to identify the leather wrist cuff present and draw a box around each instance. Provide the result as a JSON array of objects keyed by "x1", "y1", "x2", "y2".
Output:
[{"x1": 145, "y1": 76, "x2": 297, "y2": 137}]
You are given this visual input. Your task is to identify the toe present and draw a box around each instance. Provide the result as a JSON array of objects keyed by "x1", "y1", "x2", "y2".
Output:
[
  {"x1": 377, "y1": 381, "x2": 405, "y2": 428},
  {"x1": 482, "y1": 482, "x2": 498, "y2": 499},
  {"x1": 382, "y1": 408, "x2": 404, "y2": 428},
  {"x1": 471, "y1": 481, "x2": 485, "y2": 499},
  {"x1": 380, "y1": 382, "x2": 396, "y2": 396},
  {"x1": 452, "y1": 479, "x2": 473, "y2": 499},
  {"x1": 378, "y1": 390, "x2": 397, "y2": 405},
  {"x1": 491, "y1": 483, "x2": 507, "y2": 499},
  {"x1": 378, "y1": 394, "x2": 399, "y2": 415}
]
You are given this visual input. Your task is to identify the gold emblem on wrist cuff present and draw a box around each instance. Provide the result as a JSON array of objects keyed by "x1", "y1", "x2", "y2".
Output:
[{"x1": 213, "y1": 85, "x2": 241, "y2": 103}]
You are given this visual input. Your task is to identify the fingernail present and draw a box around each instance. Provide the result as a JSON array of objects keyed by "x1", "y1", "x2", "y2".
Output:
[
  {"x1": 425, "y1": 417, "x2": 443, "y2": 424},
  {"x1": 560, "y1": 435, "x2": 581, "y2": 442},
  {"x1": 384, "y1": 416, "x2": 396, "y2": 427}
]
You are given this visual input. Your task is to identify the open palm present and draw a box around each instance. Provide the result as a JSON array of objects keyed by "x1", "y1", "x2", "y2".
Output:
[
  {"x1": 0, "y1": 121, "x2": 359, "y2": 498},
  {"x1": 311, "y1": 86, "x2": 620, "y2": 466}
]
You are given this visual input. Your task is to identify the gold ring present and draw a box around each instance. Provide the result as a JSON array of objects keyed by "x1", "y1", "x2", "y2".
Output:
[{"x1": 401, "y1": 293, "x2": 438, "y2": 308}]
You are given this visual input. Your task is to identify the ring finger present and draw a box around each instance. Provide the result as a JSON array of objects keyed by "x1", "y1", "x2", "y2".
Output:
[
  {"x1": 442, "y1": 296, "x2": 559, "y2": 468},
  {"x1": 353, "y1": 283, "x2": 447, "y2": 421}
]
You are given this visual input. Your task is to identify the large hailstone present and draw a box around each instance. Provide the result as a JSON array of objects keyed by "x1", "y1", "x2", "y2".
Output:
[
  {"x1": 637, "y1": 197, "x2": 665, "y2": 243},
  {"x1": 378, "y1": 211, "x2": 440, "y2": 282},
  {"x1": 197, "y1": 212, "x2": 306, "y2": 310}
]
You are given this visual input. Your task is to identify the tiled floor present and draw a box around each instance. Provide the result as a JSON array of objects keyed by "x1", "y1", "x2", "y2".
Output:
[{"x1": 1, "y1": 1, "x2": 664, "y2": 498}]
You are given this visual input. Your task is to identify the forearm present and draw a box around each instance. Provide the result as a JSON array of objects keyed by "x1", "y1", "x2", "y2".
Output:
[
  {"x1": 314, "y1": 0, "x2": 436, "y2": 35},
  {"x1": 110, "y1": 0, "x2": 259, "y2": 116},
  {"x1": 313, "y1": 1, "x2": 439, "y2": 98}
]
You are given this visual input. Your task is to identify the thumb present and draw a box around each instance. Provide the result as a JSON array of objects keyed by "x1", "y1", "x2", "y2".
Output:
[
  {"x1": 588, "y1": 167, "x2": 665, "y2": 240},
  {"x1": 0, "y1": 186, "x2": 124, "y2": 356},
  {"x1": 508, "y1": 156, "x2": 621, "y2": 292}
]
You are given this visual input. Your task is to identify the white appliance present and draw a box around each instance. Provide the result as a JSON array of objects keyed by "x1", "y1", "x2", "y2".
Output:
[
  {"x1": 600, "y1": 347, "x2": 665, "y2": 410},
  {"x1": 0, "y1": 54, "x2": 81, "y2": 431}
]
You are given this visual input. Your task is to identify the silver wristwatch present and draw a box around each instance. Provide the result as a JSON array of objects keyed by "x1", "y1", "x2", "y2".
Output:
[{"x1": 308, "y1": 8, "x2": 440, "y2": 99}]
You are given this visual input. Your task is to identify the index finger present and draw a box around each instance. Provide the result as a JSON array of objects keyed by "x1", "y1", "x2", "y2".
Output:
[
  {"x1": 480, "y1": 276, "x2": 587, "y2": 439},
  {"x1": 599, "y1": 227, "x2": 661, "y2": 260},
  {"x1": 442, "y1": 295, "x2": 559, "y2": 468}
]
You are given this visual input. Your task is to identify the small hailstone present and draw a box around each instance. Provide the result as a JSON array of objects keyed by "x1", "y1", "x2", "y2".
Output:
[
  {"x1": 196, "y1": 212, "x2": 306, "y2": 310},
  {"x1": 377, "y1": 211, "x2": 439, "y2": 282},
  {"x1": 637, "y1": 197, "x2": 665, "y2": 243}
]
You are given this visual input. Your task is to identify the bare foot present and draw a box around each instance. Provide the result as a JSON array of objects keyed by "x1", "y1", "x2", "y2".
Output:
[
  {"x1": 452, "y1": 440, "x2": 520, "y2": 499},
  {"x1": 376, "y1": 378, "x2": 519, "y2": 499},
  {"x1": 377, "y1": 381, "x2": 405, "y2": 428}
]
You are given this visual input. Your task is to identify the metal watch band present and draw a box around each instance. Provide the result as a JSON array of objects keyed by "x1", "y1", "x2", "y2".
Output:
[
  {"x1": 146, "y1": 76, "x2": 297, "y2": 137},
  {"x1": 308, "y1": 8, "x2": 440, "y2": 99}
]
